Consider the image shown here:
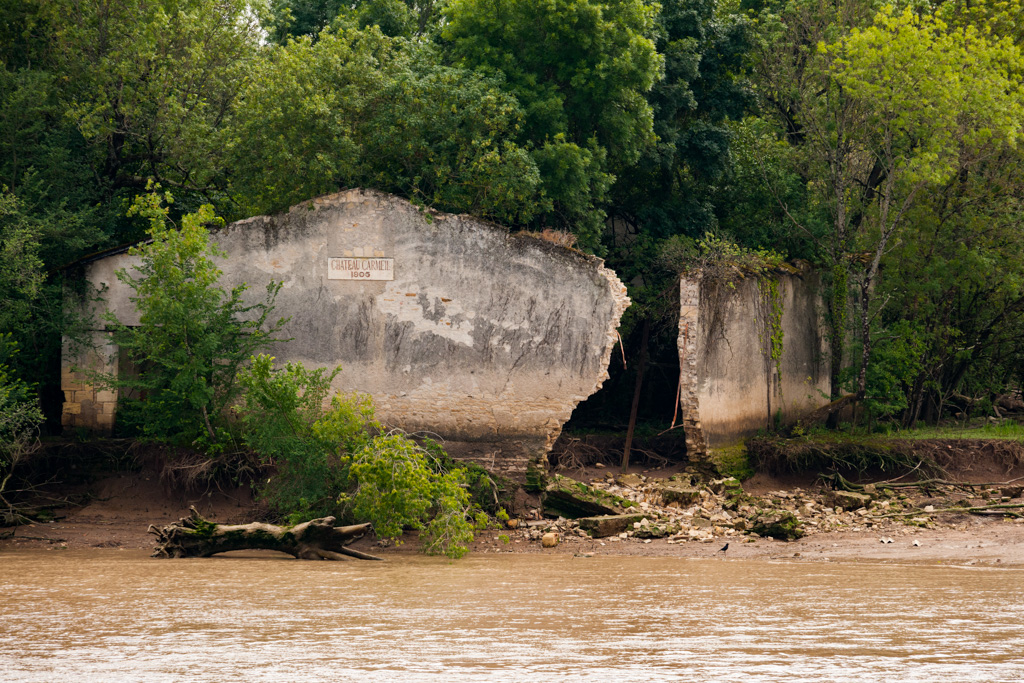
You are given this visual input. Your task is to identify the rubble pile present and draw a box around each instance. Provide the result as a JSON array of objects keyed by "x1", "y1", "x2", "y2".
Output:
[{"x1": 507, "y1": 469, "x2": 1024, "y2": 548}]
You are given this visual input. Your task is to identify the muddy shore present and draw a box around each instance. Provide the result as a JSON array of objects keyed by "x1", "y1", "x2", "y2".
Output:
[{"x1": 4, "y1": 458, "x2": 1024, "y2": 567}]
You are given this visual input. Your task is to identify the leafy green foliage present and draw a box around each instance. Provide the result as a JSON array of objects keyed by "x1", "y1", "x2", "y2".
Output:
[
  {"x1": 227, "y1": 28, "x2": 545, "y2": 226},
  {"x1": 237, "y1": 354, "x2": 372, "y2": 521},
  {"x1": 104, "y1": 191, "x2": 288, "y2": 448},
  {"x1": 0, "y1": 334, "x2": 44, "y2": 507},
  {"x1": 860, "y1": 320, "x2": 926, "y2": 421},
  {"x1": 236, "y1": 355, "x2": 475, "y2": 557},
  {"x1": 0, "y1": 191, "x2": 43, "y2": 334},
  {"x1": 442, "y1": 0, "x2": 663, "y2": 247},
  {"x1": 342, "y1": 434, "x2": 474, "y2": 558},
  {"x1": 41, "y1": 0, "x2": 265, "y2": 202}
]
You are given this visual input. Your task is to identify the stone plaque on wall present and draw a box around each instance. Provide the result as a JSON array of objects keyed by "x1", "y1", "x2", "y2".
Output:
[{"x1": 328, "y1": 257, "x2": 394, "y2": 281}]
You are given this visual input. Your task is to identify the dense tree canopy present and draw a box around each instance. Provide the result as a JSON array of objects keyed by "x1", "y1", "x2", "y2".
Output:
[{"x1": 1, "y1": 0, "x2": 1023, "y2": 436}]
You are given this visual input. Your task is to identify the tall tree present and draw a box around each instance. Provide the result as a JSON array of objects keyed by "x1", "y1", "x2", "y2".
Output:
[
  {"x1": 748, "y1": 1, "x2": 1024, "y2": 407},
  {"x1": 441, "y1": 0, "x2": 663, "y2": 248}
]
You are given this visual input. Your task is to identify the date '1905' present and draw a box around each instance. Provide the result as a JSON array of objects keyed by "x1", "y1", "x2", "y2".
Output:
[{"x1": 328, "y1": 257, "x2": 394, "y2": 281}]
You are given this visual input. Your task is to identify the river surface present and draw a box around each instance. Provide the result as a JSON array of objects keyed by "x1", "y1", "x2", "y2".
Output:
[{"x1": 1, "y1": 550, "x2": 1023, "y2": 681}]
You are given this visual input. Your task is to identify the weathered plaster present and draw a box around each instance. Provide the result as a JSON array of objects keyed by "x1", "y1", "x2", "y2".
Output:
[
  {"x1": 678, "y1": 270, "x2": 830, "y2": 452},
  {"x1": 63, "y1": 190, "x2": 629, "y2": 475}
]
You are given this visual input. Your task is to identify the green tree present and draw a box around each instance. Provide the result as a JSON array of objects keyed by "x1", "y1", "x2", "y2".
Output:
[
  {"x1": 747, "y1": 2, "x2": 1024, "y2": 409},
  {"x1": 227, "y1": 28, "x2": 545, "y2": 225},
  {"x1": 105, "y1": 191, "x2": 288, "y2": 447},
  {"x1": 828, "y1": 6, "x2": 1023, "y2": 401},
  {"x1": 0, "y1": 190, "x2": 43, "y2": 334},
  {"x1": 39, "y1": 0, "x2": 264, "y2": 207},
  {"x1": 0, "y1": 334, "x2": 44, "y2": 522},
  {"x1": 441, "y1": 0, "x2": 663, "y2": 247}
]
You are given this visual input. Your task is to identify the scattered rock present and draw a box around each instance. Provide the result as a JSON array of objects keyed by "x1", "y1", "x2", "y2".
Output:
[
  {"x1": 708, "y1": 477, "x2": 742, "y2": 495},
  {"x1": 633, "y1": 522, "x2": 677, "y2": 539},
  {"x1": 615, "y1": 473, "x2": 644, "y2": 488},
  {"x1": 656, "y1": 484, "x2": 701, "y2": 506}
]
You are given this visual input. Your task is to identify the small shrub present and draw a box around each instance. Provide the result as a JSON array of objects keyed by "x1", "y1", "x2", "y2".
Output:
[
  {"x1": 236, "y1": 354, "x2": 371, "y2": 521},
  {"x1": 237, "y1": 355, "x2": 476, "y2": 557},
  {"x1": 103, "y1": 189, "x2": 288, "y2": 449},
  {"x1": 341, "y1": 433, "x2": 474, "y2": 559}
]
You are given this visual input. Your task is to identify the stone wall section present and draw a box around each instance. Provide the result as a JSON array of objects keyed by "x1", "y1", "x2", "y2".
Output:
[
  {"x1": 63, "y1": 189, "x2": 630, "y2": 476},
  {"x1": 676, "y1": 277, "x2": 708, "y2": 458},
  {"x1": 61, "y1": 331, "x2": 118, "y2": 433},
  {"x1": 678, "y1": 270, "x2": 830, "y2": 449}
]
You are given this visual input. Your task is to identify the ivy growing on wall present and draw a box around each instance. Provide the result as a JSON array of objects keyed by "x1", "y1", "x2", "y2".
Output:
[{"x1": 755, "y1": 275, "x2": 785, "y2": 429}]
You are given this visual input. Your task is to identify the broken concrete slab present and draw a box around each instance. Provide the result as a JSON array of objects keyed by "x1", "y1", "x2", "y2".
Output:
[
  {"x1": 825, "y1": 490, "x2": 873, "y2": 510},
  {"x1": 578, "y1": 513, "x2": 646, "y2": 538},
  {"x1": 632, "y1": 521, "x2": 679, "y2": 539},
  {"x1": 615, "y1": 473, "x2": 644, "y2": 488},
  {"x1": 750, "y1": 510, "x2": 804, "y2": 540},
  {"x1": 655, "y1": 484, "x2": 701, "y2": 506},
  {"x1": 542, "y1": 474, "x2": 636, "y2": 519}
]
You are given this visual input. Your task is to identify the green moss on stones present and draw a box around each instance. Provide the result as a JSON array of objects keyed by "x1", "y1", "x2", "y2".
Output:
[{"x1": 542, "y1": 474, "x2": 635, "y2": 519}]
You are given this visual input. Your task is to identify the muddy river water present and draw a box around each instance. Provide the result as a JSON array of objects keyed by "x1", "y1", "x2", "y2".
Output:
[{"x1": 1, "y1": 550, "x2": 1023, "y2": 681}]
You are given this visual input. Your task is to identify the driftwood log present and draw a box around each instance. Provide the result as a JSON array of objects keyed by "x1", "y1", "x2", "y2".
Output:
[{"x1": 149, "y1": 506, "x2": 383, "y2": 560}]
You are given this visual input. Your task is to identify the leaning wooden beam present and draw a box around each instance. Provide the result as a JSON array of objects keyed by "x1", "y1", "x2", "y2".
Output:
[{"x1": 149, "y1": 506, "x2": 383, "y2": 560}]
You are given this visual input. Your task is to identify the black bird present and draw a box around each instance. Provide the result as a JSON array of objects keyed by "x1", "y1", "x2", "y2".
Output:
[{"x1": 719, "y1": 543, "x2": 729, "y2": 556}]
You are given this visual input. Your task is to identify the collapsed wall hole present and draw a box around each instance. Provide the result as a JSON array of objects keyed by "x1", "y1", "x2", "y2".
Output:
[{"x1": 550, "y1": 309, "x2": 689, "y2": 472}]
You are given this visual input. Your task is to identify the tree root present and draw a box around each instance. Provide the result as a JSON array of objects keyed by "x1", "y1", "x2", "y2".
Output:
[
  {"x1": 823, "y1": 472, "x2": 1024, "y2": 494},
  {"x1": 878, "y1": 503, "x2": 1024, "y2": 519}
]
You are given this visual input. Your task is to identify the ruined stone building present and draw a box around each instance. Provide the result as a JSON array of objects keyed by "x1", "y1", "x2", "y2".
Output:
[
  {"x1": 63, "y1": 188, "x2": 831, "y2": 473},
  {"x1": 62, "y1": 190, "x2": 630, "y2": 476}
]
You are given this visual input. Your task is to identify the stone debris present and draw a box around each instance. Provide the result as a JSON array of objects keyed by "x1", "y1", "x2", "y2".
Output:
[
  {"x1": 577, "y1": 513, "x2": 645, "y2": 538},
  {"x1": 508, "y1": 466, "x2": 1023, "y2": 548},
  {"x1": 541, "y1": 474, "x2": 635, "y2": 519}
]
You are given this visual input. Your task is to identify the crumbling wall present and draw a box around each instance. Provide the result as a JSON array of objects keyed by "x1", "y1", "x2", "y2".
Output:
[
  {"x1": 63, "y1": 189, "x2": 629, "y2": 475},
  {"x1": 678, "y1": 270, "x2": 830, "y2": 451}
]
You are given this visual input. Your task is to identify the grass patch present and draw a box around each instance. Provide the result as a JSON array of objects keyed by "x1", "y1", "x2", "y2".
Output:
[
  {"x1": 708, "y1": 443, "x2": 756, "y2": 481},
  {"x1": 884, "y1": 422, "x2": 1024, "y2": 442}
]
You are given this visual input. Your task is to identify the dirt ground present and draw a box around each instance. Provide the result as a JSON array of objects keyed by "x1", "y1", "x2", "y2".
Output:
[{"x1": 5, "y1": 455, "x2": 1024, "y2": 567}]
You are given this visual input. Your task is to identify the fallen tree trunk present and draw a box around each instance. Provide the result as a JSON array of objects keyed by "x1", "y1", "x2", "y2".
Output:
[{"x1": 149, "y1": 507, "x2": 383, "y2": 560}]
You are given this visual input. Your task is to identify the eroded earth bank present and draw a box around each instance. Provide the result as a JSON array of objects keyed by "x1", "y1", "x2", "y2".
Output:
[{"x1": 4, "y1": 440, "x2": 1024, "y2": 567}]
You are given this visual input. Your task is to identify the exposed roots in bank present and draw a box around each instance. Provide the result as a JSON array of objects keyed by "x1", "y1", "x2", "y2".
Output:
[
  {"x1": 155, "y1": 446, "x2": 264, "y2": 495},
  {"x1": 748, "y1": 436, "x2": 935, "y2": 477},
  {"x1": 550, "y1": 433, "x2": 685, "y2": 472},
  {"x1": 749, "y1": 436, "x2": 1024, "y2": 480}
]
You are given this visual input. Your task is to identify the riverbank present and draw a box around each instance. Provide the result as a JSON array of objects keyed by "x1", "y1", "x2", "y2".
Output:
[{"x1": 4, "y1": 452, "x2": 1024, "y2": 566}]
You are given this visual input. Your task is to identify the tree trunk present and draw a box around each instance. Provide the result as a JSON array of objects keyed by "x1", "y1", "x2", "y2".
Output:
[
  {"x1": 149, "y1": 507, "x2": 382, "y2": 561},
  {"x1": 825, "y1": 263, "x2": 848, "y2": 429},
  {"x1": 621, "y1": 317, "x2": 651, "y2": 473}
]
